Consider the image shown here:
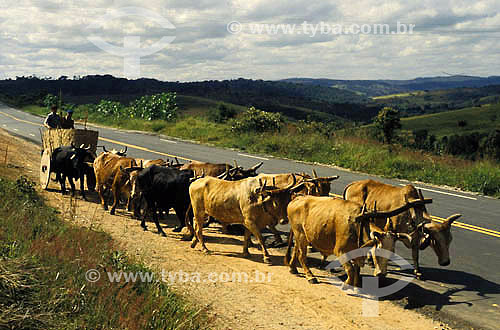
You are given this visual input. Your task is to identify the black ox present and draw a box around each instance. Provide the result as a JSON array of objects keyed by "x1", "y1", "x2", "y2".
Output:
[
  {"x1": 50, "y1": 145, "x2": 95, "y2": 200},
  {"x1": 129, "y1": 165, "x2": 196, "y2": 236}
]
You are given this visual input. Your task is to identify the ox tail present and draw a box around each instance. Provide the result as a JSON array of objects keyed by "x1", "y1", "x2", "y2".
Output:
[
  {"x1": 284, "y1": 230, "x2": 294, "y2": 265},
  {"x1": 342, "y1": 182, "x2": 354, "y2": 200}
]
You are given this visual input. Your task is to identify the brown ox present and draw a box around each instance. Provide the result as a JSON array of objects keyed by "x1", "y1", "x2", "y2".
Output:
[
  {"x1": 93, "y1": 151, "x2": 138, "y2": 215},
  {"x1": 180, "y1": 160, "x2": 263, "y2": 180},
  {"x1": 188, "y1": 174, "x2": 304, "y2": 263},
  {"x1": 343, "y1": 179, "x2": 461, "y2": 278},
  {"x1": 286, "y1": 196, "x2": 418, "y2": 286},
  {"x1": 256, "y1": 171, "x2": 339, "y2": 245}
]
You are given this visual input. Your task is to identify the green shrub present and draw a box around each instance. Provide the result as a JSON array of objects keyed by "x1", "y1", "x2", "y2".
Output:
[
  {"x1": 129, "y1": 92, "x2": 177, "y2": 121},
  {"x1": 207, "y1": 103, "x2": 237, "y2": 123},
  {"x1": 231, "y1": 106, "x2": 283, "y2": 133}
]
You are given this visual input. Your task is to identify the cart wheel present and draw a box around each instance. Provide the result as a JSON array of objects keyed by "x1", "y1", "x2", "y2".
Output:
[{"x1": 40, "y1": 149, "x2": 51, "y2": 189}]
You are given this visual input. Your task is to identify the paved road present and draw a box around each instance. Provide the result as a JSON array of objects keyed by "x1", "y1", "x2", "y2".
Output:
[{"x1": 1, "y1": 104, "x2": 499, "y2": 329}]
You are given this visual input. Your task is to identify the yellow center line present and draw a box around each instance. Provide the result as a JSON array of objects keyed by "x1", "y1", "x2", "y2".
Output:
[
  {"x1": 328, "y1": 192, "x2": 499, "y2": 238},
  {"x1": 98, "y1": 136, "x2": 193, "y2": 162},
  {"x1": 1, "y1": 109, "x2": 499, "y2": 239}
]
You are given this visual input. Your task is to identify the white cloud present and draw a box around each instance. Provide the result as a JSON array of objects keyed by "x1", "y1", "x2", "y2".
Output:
[{"x1": 0, "y1": 0, "x2": 499, "y2": 80}]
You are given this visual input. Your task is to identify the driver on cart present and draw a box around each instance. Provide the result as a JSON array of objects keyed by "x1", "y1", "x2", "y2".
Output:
[{"x1": 44, "y1": 105, "x2": 62, "y2": 129}]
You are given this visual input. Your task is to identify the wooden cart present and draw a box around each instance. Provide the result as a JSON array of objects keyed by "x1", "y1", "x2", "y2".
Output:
[{"x1": 40, "y1": 128, "x2": 98, "y2": 189}]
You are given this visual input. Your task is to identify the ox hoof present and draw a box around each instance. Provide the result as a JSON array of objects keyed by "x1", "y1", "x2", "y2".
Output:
[
  {"x1": 263, "y1": 256, "x2": 272, "y2": 265},
  {"x1": 289, "y1": 268, "x2": 298, "y2": 275},
  {"x1": 190, "y1": 240, "x2": 198, "y2": 249},
  {"x1": 172, "y1": 226, "x2": 183, "y2": 233},
  {"x1": 181, "y1": 234, "x2": 193, "y2": 241},
  {"x1": 159, "y1": 232, "x2": 167, "y2": 237},
  {"x1": 142, "y1": 226, "x2": 148, "y2": 231},
  {"x1": 307, "y1": 277, "x2": 318, "y2": 284},
  {"x1": 110, "y1": 210, "x2": 115, "y2": 216},
  {"x1": 242, "y1": 251, "x2": 250, "y2": 258},
  {"x1": 202, "y1": 249, "x2": 211, "y2": 255},
  {"x1": 414, "y1": 270, "x2": 423, "y2": 280}
]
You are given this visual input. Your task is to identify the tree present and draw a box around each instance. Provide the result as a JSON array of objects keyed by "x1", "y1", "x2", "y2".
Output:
[{"x1": 374, "y1": 107, "x2": 401, "y2": 144}]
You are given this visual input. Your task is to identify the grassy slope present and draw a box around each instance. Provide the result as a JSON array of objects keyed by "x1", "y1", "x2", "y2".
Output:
[
  {"x1": 0, "y1": 172, "x2": 207, "y2": 329},
  {"x1": 401, "y1": 103, "x2": 500, "y2": 138}
]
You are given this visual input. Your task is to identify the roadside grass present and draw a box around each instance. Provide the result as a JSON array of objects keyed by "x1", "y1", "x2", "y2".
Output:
[
  {"x1": 0, "y1": 172, "x2": 208, "y2": 329},
  {"x1": 19, "y1": 104, "x2": 500, "y2": 197}
]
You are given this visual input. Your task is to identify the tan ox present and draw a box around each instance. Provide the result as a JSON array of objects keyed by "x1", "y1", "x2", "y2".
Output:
[
  {"x1": 188, "y1": 174, "x2": 304, "y2": 263},
  {"x1": 286, "y1": 196, "x2": 419, "y2": 286},
  {"x1": 257, "y1": 171, "x2": 339, "y2": 245},
  {"x1": 343, "y1": 179, "x2": 461, "y2": 278},
  {"x1": 180, "y1": 160, "x2": 263, "y2": 180},
  {"x1": 93, "y1": 151, "x2": 138, "y2": 215}
]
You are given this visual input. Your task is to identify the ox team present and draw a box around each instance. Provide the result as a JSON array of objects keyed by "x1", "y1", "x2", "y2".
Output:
[{"x1": 50, "y1": 144, "x2": 460, "y2": 288}]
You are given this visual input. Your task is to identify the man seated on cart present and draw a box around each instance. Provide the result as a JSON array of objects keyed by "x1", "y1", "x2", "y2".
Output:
[
  {"x1": 44, "y1": 105, "x2": 62, "y2": 129},
  {"x1": 61, "y1": 109, "x2": 75, "y2": 129}
]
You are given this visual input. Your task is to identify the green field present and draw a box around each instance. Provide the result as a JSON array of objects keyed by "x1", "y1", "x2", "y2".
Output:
[{"x1": 401, "y1": 103, "x2": 500, "y2": 138}]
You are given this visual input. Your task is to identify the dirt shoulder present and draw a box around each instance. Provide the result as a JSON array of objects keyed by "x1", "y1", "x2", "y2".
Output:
[{"x1": 0, "y1": 128, "x2": 449, "y2": 330}]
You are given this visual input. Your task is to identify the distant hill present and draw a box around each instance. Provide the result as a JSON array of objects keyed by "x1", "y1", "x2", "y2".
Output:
[
  {"x1": 282, "y1": 75, "x2": 500, "y2": 97},
  {"x1": 0, "y1": 75, "x2": 377, "y2": 122},
  {"x1": 400, "y1": 103, "x2": 500, "y2": 138}
]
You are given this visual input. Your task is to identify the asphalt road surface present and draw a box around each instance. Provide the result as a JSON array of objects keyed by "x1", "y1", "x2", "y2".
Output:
[{"x1": 0, "y1": 104, "x2": 499, "y2": 329}]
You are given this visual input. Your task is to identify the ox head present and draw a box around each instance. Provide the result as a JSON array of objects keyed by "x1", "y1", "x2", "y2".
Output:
[
  {"x1": 69, "y1": 144, "x2": 96, "y2": 181},
  {"x1": 256, "y1": 174, "x2": 306, "y2": 224},
  {"x1": 404, "y1": 188, "x2": 433, "y2": 225},
  {"x1": 119, "y1": 160, "x2": 144, "y2": 200},
  {"x1": 357, "y1": 200, "x2": 430, "y2": 276},
  {"x1": 360, "y1": 222, "x2": 412, "y2": 277},
  {"x1": 296, "y1": 170, "x2": 339, "y2": 196},
  {"x1": 102, "y1": 145, "x2": 127, "y2": 156},
  {"x1": 417, "y1": 214, "x2": 461, "y2": 266},
  {"x1": 220, "y1": 160, "x2": 263, "y2": 181}
]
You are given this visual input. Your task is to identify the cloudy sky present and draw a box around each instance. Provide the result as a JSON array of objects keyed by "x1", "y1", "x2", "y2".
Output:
[{"x1": 0, "y1": 0, "x2": 499, "y2": 81}]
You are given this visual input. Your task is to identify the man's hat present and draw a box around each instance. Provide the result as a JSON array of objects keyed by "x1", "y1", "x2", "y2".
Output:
[
  {"x1": 66, "y1": 109, "x2": 74, "y2": 113},
  {"x1": 51, "y1": 105, "x2": 57, "y2": 110}
]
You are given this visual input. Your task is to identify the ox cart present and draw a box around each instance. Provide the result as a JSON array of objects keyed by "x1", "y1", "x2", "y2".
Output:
[{"x1": 39, "y1": 128, "x2": 98, "y2": 190}]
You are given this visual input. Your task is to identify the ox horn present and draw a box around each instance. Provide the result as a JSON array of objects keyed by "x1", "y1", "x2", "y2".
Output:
[
  {"x1": 119, "y1": 146, "x2": 127, "y2": 154},
  {"x1": 312, "y1": 169, "x2": 318, "y2": 179},
  {"x1": 175, "y1": 157, "x2": 180, "y2": 165},
  {"x1": 325, "y1": 175, "x2": 339, "y2": 181},
  {"x1": 233, "y1": 160, "x2": 238, "y2": 168},
  {"x1": 79, "y1": 144, "x2": 85, "y2": 149},
  {"x1": 444, "y1": 214, "x2": 461, "y2": 228},
  {"x1": 102, "y1": 145, "x2": 108, "y2": 152},
  {"x1": 249, "y1": 161, "x2": 263, "y2": 171},
  {"x1": 396, "y1": 232, "x2": 413, "y2": 243}
]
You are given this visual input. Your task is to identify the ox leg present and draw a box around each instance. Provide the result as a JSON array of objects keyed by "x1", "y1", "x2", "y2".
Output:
[
  {"x1": 97, "y1": 184, "x2": 108, "y2": 211},
  {"x1": 296, "y1": 236, "x2": 317, "y2": 283},
  {"x1": 173, "y1": 205, "x2": 187, "y2": 233},
  {"x1": 288, "y1": 243, "x2": 299, "y2": 274},
  {"x1": 267, "y1": 225, "x2": 284, "y2": 247},
  {"x1": 412, "y1": 247, "x2": 423, "y2": 279},
  {"x1": 67, "y1": 176, "x2": 76, "y2": 197},
  {"x1": 152, "y1": 202, "x2": 167, "y2": 237},
  {"x1": 353, "y1": 264, "x2": 361, "y2": 288},
  {"x1": 109, "y1": 187, "x2": 119, "y2": 215},
  {"x1": 245, "y1": 222, "x2": 271, "y2": 264},
  {"x1": 242, "y1": 228, "x2": 251, "y2": 258},
  {"x1": 342, "y1": 262, "x2": 355, "y2": 290},
  {"x1": 79, "y1": 175, "x2": 87, "y2": 200},
  {"x1": 58, "y1": 173, "x2": 67, "y2": 195},
  {"x1": 191, "y1": 216, "x2": 209, "y2": 253}
]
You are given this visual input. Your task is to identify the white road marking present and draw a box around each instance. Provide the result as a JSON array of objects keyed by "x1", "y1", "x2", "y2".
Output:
[
  {"x1": 237, "y1": 153, "x2": 269, "y2": 161},
  {"x1": 29, "y1": 133, "x2": 35, "y2": 137},
  {"x1": 160, "y1": 138, "x2": 177, "y2": 144},
  {"x1": 13, "y1": 128, "x2": 18, "y2": 131},
  {"x1": 398, "y1": 184, "x2": 477, "y2": 200}
]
